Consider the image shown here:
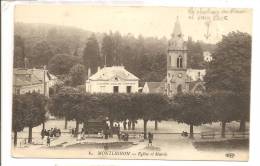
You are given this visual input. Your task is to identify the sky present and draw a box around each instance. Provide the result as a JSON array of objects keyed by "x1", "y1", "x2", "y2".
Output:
[{"x1": 15, "y1": 5, "x2": 252, "y2": 43}]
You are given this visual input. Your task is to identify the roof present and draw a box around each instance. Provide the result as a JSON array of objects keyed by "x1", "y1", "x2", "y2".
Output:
[
  {"x1": 13, "y1": 69, "x2": 42, "y2": 86},
  {"x1": 88, "y1": 66, "x2": 139, "y2": 81},
  {"x1": 28, "y1": 68, "x2": 57, "y2": 82},
  {"x1": 13, "y1": 68, "x2": 58, "y2": 87},
  {"x1": 145, "y1": 82, "x2": 165, "y2": 94},
  {"x1": 172, "y1": 17, "x2": 182, "y2": 37}
]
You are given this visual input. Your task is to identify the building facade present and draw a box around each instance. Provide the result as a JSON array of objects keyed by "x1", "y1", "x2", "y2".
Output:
[
  {"x1": 86, "y1": 66, "x2": 139, "y2": 94},
  {"x1": 13, "y1": 68, "x2": 58, "y2": 97}
]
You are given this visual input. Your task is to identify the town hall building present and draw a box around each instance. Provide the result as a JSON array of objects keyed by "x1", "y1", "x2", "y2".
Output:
[{"x1": 85, "y1": 66, "x2": 139, "y2": 94}]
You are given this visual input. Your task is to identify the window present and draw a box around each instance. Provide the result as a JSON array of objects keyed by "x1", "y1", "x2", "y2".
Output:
[
  {"x1": 16, "y1": 89, "x2": 20, "y2": 95},
  {"x1": 177, "y1": 55, "x2": 183, "y2": 68},
  {"x1": 113, "y1": 86, "x2": 119, "y2": 93},
  {"x1": 127, "y1": 86, "x2": 131, "y2": 93},
  {"x1": 168, "y1": 56, "x2": 171, "y2": 66}
]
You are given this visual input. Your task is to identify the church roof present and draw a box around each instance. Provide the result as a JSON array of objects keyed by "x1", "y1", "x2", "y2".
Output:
[
  {"x1": 144, "y1": 82, "x2": 165, "y2": 94},
  {"x1": 88, "y1": 66, "x2": 139, "y2": 81},
  {"x1": 172, "y1": 17, "x2": 182, "y2": 37}
]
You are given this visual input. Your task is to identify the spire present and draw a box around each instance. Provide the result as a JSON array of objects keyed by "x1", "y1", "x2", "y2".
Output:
[{"x1": 172, "y1": 16, "x2": 182, "y2": 38}]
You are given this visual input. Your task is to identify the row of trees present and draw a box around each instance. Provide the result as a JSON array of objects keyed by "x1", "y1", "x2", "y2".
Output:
[
  {"x1": 12, "y1": 89, "x2": 249, "y2": 146},
  {"x1": 12, "y1": 93, "x2": 47, "y2": 146},
  {"x1": 48, "y1": 88, "x2": 248, "y2": 139}
]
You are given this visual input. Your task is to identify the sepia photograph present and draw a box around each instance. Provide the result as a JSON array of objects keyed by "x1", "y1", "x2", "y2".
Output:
[{"x1": 11, "y1": 5, "x2": 251, "y2": 161}]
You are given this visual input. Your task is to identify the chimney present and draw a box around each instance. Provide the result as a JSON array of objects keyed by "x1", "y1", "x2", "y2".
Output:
[
  {"x1": 97, "y1": 66, "x2": 100, "y2": 72},
  {"x1": 88, "y1": 68, "x2": 91, "y2": 79}
]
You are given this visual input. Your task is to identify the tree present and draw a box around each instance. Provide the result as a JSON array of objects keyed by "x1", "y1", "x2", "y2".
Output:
[
  {"x1": 101, "y1": 32, "x2": 123, "y2": 66},
  {"x1": 22, "y1": 93, "x2": 47, "y2": 143},
  {"x1": 210, "y1": 91, "x2": 240, "y2": 138},
  {"x1": 204, "y1": 32, "x2": 251, "y2": 131},
  {"x1": 187, "y1": 38, "x2": 205, "y2": 69},
  {"x1": 83, "y1": 34, "x2": 101, "y2": 73},
  {"x1": 100, "y1": 94, "x2": 128, "y2": 128},
  {"x1": 69, "y1": 64, "x2": 86, "y2": 87},
  {"x1": 31, "y1": 41, "x2": 54, "y2": 68},
  {"x1": 101, "y1": 33, "x2": 114, "y2": 66},
  {"x1": 14, "y1": 35, "x2": 26, "y2": 68},
  {"x1": 174, "y1": 93, "x2": 213, "y2": 139},
  {"x1": 12, "y1": 95, "x2": 26, "y2": 146},
  {"x1": 131, "y1": 94, "x2": 168, "y2": 139},
  {"x1": 49, "y1": 86, "x2": 80, "y2": 129},
  {"x1": 48, "y1": 54, "x2": 80, "y2": 75}
]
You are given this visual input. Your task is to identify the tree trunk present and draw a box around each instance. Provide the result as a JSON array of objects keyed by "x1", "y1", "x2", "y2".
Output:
[
  {"x1": 143, "y1": 119, "x2": 148, "y2": 139},
  {"x1": 14, "y1": 131, "x2": 18, "y2": 147},
  {"x1": 74, "y1": 121, "x2": 79, "y2": 137},
  {"x1": 28, "y1": 126, "x2": 33, "y2": 143},
  {"x1": 189, "y1": 124, "x2": 194, "y2": 139},
  {"x1": 221, "y1": 121, "x2": 226, "y2": 138},
  {"x1": 123, "y1": 120, "x2": 127, "y2": 130},
  {"x1": 64, "y1": 117, "x2": 68, "y2": 129},
  {"x1": 239, "y1": 119, "x2": 246, "y2": 132},
  {"x1": 42, "y1": 122, "x2": 45, "y2": 131},
  {"x1": 132, "y1": 120, "x2": 135, "y2": 130},
  {"x1": 155, "y1": 120, "x2": 158, "y2": 130},
  {"x1": 83, "y1": 121, "x2": 87, "y2": 133}
]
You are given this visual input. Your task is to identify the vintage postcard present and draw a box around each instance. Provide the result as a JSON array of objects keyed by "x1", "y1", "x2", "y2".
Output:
[{"x1": 12, "y1": 5, "x2": 251, "y2": 161}]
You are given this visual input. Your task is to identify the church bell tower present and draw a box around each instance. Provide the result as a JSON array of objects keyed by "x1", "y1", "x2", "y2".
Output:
[{"x1": 166, "y1": 18, "x2": 190, "y2": 96}]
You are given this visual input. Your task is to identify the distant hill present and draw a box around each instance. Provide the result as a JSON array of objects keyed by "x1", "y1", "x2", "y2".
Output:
[{"x1": 14, "y1": 22, "x2": 98, "y2": 56}]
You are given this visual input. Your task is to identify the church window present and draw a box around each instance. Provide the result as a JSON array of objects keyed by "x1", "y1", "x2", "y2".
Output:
[{"x1": 177, "y1": 55, "x2": 183, "y2": 68}]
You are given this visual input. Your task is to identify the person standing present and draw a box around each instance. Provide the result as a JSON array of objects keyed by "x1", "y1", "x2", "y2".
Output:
[
  {"x1": 47, "y1": 136, "x2": 50, "y2": 147},
  {"x1": 41, "y1": 129, "x2": 45, "y2": 139},
  {"x1": 148, "y1": 132, "x2": 153, "y2": 147}
]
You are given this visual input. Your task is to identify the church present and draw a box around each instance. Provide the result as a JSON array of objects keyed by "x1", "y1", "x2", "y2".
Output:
[{"x1": 166, "y1": 18, "x2": 206, "y2": 97}]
